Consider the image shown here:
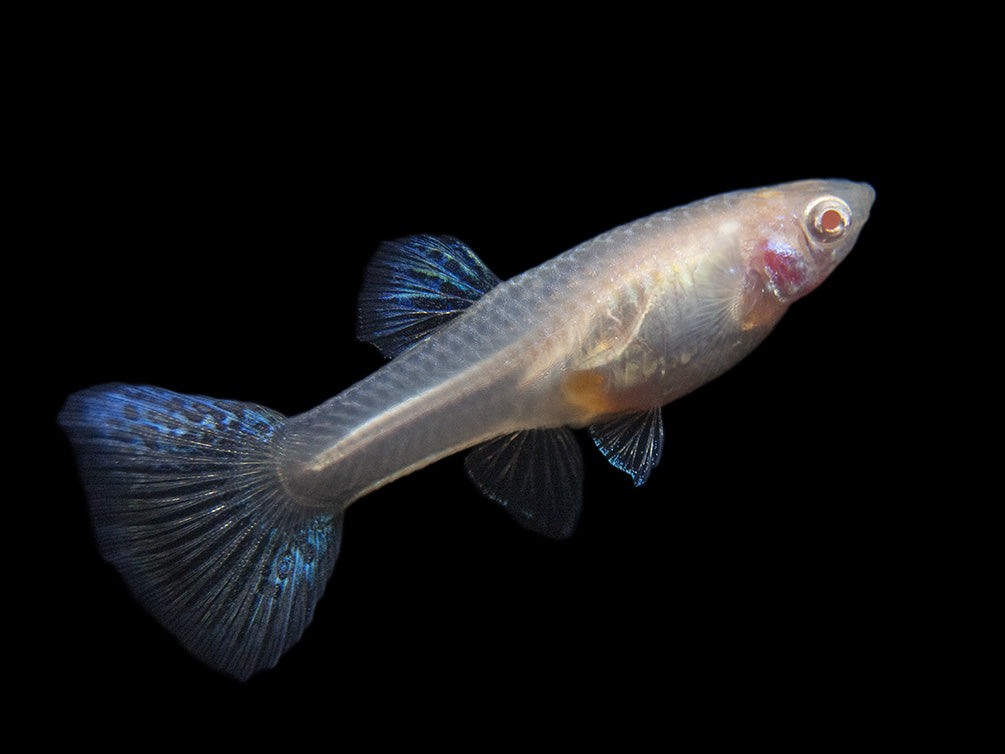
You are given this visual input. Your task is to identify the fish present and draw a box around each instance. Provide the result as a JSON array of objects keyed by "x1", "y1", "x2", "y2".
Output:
[{"x1": 59, "y1": 178, "x2": 875, "y2": 679}]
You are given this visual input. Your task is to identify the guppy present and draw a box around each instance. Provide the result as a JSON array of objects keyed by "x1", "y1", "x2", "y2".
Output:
[{"x1": 59, "y1": 178, "x2": 874, "y2": 679}]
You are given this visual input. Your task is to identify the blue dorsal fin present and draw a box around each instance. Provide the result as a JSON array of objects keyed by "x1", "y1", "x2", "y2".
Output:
[
  {"x1": 464, "y1": 428, "x2": 584, "y2": 540},
  {"x1": 356, "y1": 234, "x2": 502, "y2": 359},
  {"x1": 588, "y1": 408, "x2": 664, "y2": 487}
]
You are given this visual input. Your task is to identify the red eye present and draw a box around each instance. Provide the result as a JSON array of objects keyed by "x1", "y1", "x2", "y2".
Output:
[
  {"x1": 805, "y1": 196, "x2": 852, "y2": 242},
  {"x1": 820, "y1": 208, "x2": 843, "y2": 232}
]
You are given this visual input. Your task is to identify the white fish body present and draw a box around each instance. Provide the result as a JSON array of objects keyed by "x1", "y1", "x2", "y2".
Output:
[{"x1": 60, "y1": 178, "x2": 875, "y2": 678}]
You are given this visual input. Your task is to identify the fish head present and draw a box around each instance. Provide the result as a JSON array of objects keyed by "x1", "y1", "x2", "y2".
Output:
[{"x1": 743, "y1": 179, "x2": 875, "y2": 307}]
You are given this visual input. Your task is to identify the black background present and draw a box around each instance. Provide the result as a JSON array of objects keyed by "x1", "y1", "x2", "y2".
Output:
[{"x1": 29, "y1": 19, "x2": 945, "y2": 745}]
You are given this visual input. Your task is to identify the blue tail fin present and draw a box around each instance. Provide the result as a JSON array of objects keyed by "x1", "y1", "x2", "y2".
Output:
[{"x1": 58, "y1": 384, "x2": 342, "y2": 680}]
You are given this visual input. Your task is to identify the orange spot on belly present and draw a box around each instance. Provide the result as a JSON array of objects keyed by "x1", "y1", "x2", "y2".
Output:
[{"x1": 561, "y1": 370, "x2": 623, "y2": 419}]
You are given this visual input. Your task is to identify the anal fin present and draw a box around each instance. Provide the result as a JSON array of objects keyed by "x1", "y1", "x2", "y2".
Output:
[{"x1": 464, "y1": 428, "x2": 583, "y2": 539}]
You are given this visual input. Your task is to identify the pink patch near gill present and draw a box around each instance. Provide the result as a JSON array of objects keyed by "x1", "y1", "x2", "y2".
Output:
[{"x1": 758, "y1": 239, "x2": 812, "y2": 299}]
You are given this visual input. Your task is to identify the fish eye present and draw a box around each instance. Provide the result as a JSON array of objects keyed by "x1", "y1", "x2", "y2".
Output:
[{"x1": 804, "y1": 196, "x2": 852, "y2": 243}]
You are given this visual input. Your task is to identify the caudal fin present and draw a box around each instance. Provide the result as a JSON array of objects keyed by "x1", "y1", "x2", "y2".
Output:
[{"x1": 58, "y1": 384, "x2": 342, "y2": 680}]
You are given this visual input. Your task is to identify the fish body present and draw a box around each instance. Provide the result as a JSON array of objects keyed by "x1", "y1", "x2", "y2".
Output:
[
  {"x1": 280, "y1": 179, "x2": 873, "y2": 507},
  {"x1": 59, "y1": 179, "x2": 874, "y2": 679}
]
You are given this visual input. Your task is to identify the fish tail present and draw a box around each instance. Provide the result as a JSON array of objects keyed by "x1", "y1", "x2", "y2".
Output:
[{"x1": 58, "y1": 383, "x2": 342, "y2": 680}]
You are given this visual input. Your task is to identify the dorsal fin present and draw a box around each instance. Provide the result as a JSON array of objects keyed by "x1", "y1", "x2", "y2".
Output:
[
  {"x1": 588, "y1": 408, "x2": 664, "y2": 487},
  {"x1": 464, "y1": 428, "x2": 584, "y2": 540},
  {"x1": 356, "y1": 234, "x2": 501, "y2": 359}
]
